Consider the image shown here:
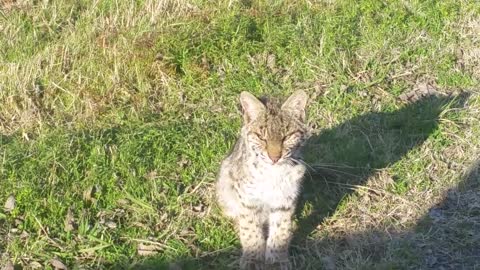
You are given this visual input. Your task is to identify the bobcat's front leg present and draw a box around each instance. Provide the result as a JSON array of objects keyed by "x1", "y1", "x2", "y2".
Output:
[
  {"x1": 237, "y1": 208, "x2": 266, "y2": 270},
  {"x1": 265, "y1": 208, "x2": 294, "y2": 270}
]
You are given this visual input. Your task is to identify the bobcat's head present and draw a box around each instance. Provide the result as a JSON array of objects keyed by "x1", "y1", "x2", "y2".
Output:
[{"x1": 240, "y1": 90, "x2": 308, "y2": 165}]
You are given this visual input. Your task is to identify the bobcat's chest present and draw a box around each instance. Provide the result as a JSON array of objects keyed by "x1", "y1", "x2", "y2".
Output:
[{"x1": 242, "y1": 160, "x2": 305, "y2": 209}]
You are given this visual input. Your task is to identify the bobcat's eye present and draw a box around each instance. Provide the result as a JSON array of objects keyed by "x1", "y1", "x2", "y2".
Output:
[
  {"x1": 283, "y1": 131, "x2": 302, "y2": 142},
  {"x1": 284, "y1": 131, "x2": 302, "y2": 140},
  {"x1": 254, "y1": 132, "x2": 266, "y2": 141}
]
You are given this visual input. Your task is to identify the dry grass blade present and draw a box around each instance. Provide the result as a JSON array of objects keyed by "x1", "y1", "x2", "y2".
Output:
[
  {"x1": 137, "y1": 243, "x2": 160, "y2": 256},
  {"x1": 126, "y1": 238, "x2": 179, "y2": 252},
  {"x1": 50, "y1": 258, "x2": 67, "y2": 270},
  {"x1": 399, "y1": 82, "x2": 444, "y2": 103},
  {"x1": 28, "y1": 261, "x2": 43, "y2": 269},
  {"x1": 64, "y1": 207, "x2": 75, "y2": 232},
  {"x1": 1, "y1": 260, "x2": 14, "y2": 270},
  {"x1": 82, "y1": 185, "x2": 98, "y2": 203},
  {"x1": 105, "y1": 221, "x2": 117, "y2": 229},
  {"x1": 4, "y1": 195, "x2": 15, "y2": 212}
]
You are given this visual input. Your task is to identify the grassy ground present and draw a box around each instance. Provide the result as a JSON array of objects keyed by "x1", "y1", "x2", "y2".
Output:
[{"x1": 1, "y1": 0, "x2": 479, "y2": 269}]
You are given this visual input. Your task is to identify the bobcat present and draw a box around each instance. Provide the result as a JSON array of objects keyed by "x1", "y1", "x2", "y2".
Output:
[{"x1": 216, "y1": 91, "x2": 309, "y2": 270}]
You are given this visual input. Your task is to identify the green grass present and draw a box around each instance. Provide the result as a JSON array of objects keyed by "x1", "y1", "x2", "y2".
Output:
[{"x1": 1, "y1": 0, "x2": 480, "y2": 269}]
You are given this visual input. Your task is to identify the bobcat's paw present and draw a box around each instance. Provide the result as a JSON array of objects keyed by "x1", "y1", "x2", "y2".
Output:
[
  {"x1": 240, "y1": 255, "x2": 265, "y2": 270},
  {"x1": 265, "y1": 261, "x2": 291, "y2": 270},
  {"x1": 265, "y1": 250, "x2": 290, "y2": 270}
]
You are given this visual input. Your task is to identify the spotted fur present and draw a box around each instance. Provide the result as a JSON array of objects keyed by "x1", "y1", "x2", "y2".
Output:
[{"x1": 216, "y1": 90, "x2": 309, "y2": 270}]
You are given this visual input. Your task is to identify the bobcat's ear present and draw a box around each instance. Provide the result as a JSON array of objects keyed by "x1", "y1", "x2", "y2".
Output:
[
  {"x1": 281, "y1": 90, "x2": 308, "y2": 121},
  {"x1": 239, "y1": 91, "x2": 265, "y2": 123}
]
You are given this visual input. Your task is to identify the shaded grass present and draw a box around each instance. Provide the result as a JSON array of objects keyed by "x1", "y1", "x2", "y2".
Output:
[{"x1": 297, "y1": 93, "x2": 469, "y2": 241}]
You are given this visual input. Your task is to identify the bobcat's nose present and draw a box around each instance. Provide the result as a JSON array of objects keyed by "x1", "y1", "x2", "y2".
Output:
[
  {"x1": 268, "y1": 154, "x2": 281, "y2": 164},
  {"x1": 267, "y1": 140, "x2": 282, "y2": 164}
]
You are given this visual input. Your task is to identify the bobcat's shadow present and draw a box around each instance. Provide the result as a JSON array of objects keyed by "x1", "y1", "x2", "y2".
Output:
[{"x1": 294, "y1": 93, "x2": 468, "y2": 244}]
